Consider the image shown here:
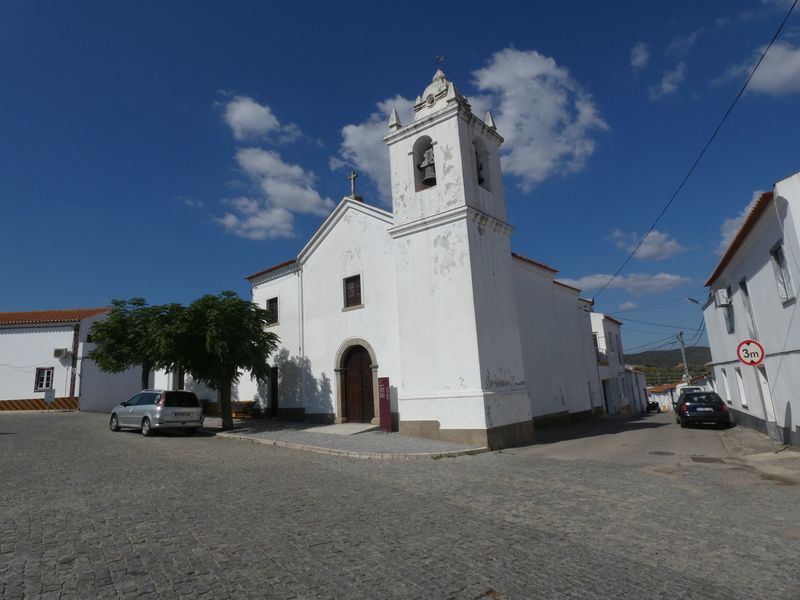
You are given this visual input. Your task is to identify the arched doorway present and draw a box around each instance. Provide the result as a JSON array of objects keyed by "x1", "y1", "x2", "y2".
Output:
[{"x1": 342, "y1": 345, "x2": 374, "y2": 423}]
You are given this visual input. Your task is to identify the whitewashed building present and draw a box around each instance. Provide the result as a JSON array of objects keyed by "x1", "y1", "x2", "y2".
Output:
[
  {"x1": 0, "y1": 308, "x2": 140, "y2": 411},
  {"x1": 704, "y1": 171, "x2": 800, "y2": 445},
  {"x1": 238, "y1": 70, "x2": 604, "y2": 448},
  {"x1": 590, "y1": 313, "x2": 632, "y2": 414}
]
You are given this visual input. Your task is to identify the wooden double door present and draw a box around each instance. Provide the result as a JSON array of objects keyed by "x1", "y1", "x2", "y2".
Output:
[{"x1": 343, "y1": 345, "x2": 374, "y2": 423}]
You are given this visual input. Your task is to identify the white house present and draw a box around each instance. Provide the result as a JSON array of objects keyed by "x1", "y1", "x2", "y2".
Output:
[
  {"x1": 0, "y1": 308, "x2": 140, "y2": 411},
  {"x1": 590, "y1": 313, "x2": 632, "y2": 414},
  {"x1": 703, "y1": 171, "x2": 800, "y2": 445},
  {"x1": 237, "y1": 70, "x2": 605, "y2": 448}
]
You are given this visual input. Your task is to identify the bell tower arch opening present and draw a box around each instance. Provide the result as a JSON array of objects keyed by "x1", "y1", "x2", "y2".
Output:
[
  {"x1": 474, "y1": 137, "x2": 491, "y2": 192},
  {"x1": 413, "y1": 135, "x2": 436, "y2": 191}
]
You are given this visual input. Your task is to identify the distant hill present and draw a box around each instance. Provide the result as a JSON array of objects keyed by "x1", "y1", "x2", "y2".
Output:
[{"x1": 624, "y1": 346, "x2": 711, "y2": 386}]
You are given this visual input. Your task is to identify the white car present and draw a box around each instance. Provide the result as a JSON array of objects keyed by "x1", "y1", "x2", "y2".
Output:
[{"x1": 109, "y1": 389, "x2": 204, "y2": 436}]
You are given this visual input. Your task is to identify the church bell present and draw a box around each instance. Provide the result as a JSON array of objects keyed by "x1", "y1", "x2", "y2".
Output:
[{"x1": 418, "y1": 147, "x2": 437, "y2": 186}]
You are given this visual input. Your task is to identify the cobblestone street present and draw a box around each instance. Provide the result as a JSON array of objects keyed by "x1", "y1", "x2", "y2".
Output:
[{"x1": 1, "y1": 411, "x2": 798, "y2": 599}]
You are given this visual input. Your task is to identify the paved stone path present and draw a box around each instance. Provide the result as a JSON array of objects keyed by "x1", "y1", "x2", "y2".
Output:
[
  {"x1": 1, "y1": 411, "x2": 799, "y2": 599},
  {"x1": 217, "y1": 418, "x2": 481, "y2": 457}
]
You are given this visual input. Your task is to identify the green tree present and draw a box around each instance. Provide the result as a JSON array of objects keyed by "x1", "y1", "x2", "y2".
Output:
[
  {"x1": 89, "y1": 298, "x2": 163, "y2": 390},
  {"x1": 164, "y1": 291, "x2": 279, "y2": 430}
]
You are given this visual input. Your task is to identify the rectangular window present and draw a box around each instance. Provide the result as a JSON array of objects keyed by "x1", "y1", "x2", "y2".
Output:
[
  {"x1": 266, "y1": 297, "x2": 278, "y2": 325},
  {"x1": 770, "y1": 242, "x2": 794, "y2": 303},
  {"x1": 722, "y1": 286, "x2": 735, "y2": 334},
  {"x1": 735, "y1": 367, "x2": 747, "y2": 407},
  {"x1": 721, "y1": 368, "x2": 732, "y2": 403},
  {"x1": 344, "y1": 275, "x2": 362, "y2": 308},
  {"x1": 35, "y1": 367, "x2": 54, "y2": 391},
  {"x1": 739, "y1": 278, "x2": 758, "y2": 337}
]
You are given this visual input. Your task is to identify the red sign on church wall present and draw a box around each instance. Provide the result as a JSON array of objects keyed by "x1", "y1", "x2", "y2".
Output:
[{"x1": 378, "y1": 377, "x2": 391, "y2": 432}]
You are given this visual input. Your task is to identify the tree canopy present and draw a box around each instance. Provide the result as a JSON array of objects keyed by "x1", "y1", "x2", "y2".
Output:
[
  {"x1": 90, "y1": 292, "x2": 279, "y2": 430},
  {"x1": 162, "y1": 291, "x2": 279, "y2": 429},
  {"x1": 89, "y1": 298, "x2": 161, "y2": 390}
]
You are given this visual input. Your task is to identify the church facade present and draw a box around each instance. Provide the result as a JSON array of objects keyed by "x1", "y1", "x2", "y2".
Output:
[{"x1": 239, "y1": 71, "x2": 604, "y2": 449}]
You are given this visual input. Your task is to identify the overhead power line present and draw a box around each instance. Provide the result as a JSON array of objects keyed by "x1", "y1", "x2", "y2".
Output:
[
  {"x1": 592, "y1": 0, "x2": 799, "y2": 300},
  {"x1": 610, "y1": 291, "x2": 707, "y2": 315},
  {"x1": 621, "y1": 317, "x2": 697, "y2": 329}
]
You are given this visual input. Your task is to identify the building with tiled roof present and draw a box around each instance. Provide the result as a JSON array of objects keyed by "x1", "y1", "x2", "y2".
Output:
[
  {"x1": 703, "y1": 169, "x2": 800, "y2": 445},
  {"x1": 0, "y1": 307, "x2": 141, "y2": 411}
]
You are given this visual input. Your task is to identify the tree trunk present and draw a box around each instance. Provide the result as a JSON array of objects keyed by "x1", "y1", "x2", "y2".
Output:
[
  {"x1": 141, "y1": 361, "x2": 152, "y2": 390},
  {"x1": 219, "y1": 378, "x2": 234, "y2": 430}
]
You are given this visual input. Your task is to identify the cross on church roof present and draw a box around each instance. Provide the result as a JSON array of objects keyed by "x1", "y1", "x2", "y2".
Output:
[{"x1": 348, "y1": 170, "x2": 363, "y2": 202}]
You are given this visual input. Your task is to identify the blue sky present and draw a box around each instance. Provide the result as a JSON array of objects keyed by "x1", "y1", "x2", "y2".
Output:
[{"x1": 2, "y1": 0, "x2": 799, "y2": 353}]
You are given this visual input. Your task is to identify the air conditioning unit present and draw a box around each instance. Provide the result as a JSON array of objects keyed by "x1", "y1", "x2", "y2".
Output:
[
  {"x1": 714, "y1": 289, "x2": 731, "y2": 307},
  {"x1": 53, "y1": 348, "x2": 70, "y2": 359}
]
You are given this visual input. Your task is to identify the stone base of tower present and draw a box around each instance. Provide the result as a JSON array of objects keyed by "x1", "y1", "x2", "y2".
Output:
[
  {"x1": 397, "y1": 388, "x2": 534, "y2": 449},
  {"x1": 399, "y1": 419, "x2": 534, "y2": 449}
]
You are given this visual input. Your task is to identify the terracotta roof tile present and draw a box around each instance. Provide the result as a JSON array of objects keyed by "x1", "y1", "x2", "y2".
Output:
[
  {"x1": 706, "y1": 191, "x2": 774, "y2": 287},
  {"x1": 0, "y1": 308, "x2": 109, "y2": 326},
  {"x1": 511, "y1": 252, "x2": 558, "y2": 273},
  {"x1": 245, "y1": 259, "x2": 298, "y2": 281}
]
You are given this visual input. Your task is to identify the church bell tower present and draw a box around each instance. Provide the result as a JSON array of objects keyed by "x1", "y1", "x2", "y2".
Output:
[{"x1": 384, "y1": 70, "x2": 533, "y2": 449}]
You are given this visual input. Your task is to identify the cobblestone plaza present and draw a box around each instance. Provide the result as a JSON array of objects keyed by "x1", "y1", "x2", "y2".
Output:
[{"x1": 1, "y1": 412, "x2": 798, "y2": 599}]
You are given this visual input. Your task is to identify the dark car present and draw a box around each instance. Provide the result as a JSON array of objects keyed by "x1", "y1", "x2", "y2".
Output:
[
  {"x1": 672, "y1": 386, "x2": 703, "y2": 412},
  {"x1": 675, "y1": 391, "x2": 730, "y2": 428}
]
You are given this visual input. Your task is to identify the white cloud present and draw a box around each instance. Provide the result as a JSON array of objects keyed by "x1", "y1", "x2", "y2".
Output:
[
  {"x1": 619, "y1": 301, "x2": 639, "y2": 311},
  {"x1": 666, "y1": 29, "x2": 703, "y2": 57},
  {"x1": 719, "y1": 41, "x2": 800, "y2": 95},
  {"x1": 630, "y1": 42, "x2": 650, "y2": 69},
  {"x1": 178, "y1": 196, "x2": 203, "y2": 209},
  {"x1": 335, "y1": 48, "x2": 608, "y2": 199},
  {"x1": 649, "y1": 62, "x2": 686, "y2": 99},
  {"x1": 223, "y1": 96, "x2": 300, "y2": 142},
  {"x1": 717, "y1": 190, "x2": 764, "y2": 254},
  {"x1": 218, "y1": 199, "x2": 294, "y2": 240},
  {"x1": 610, "y1": 229, "x2": 686, "y2": 261},
  {"x1": 224, "y1": 96, "x2": 279, "y2": 140},
  {"x1": 471, "y1": 48, "x2": 609, "y2": 192},
  {"x1": 559, "y1": 272, "x2": 692, "y2": 295},
  {"x1": 236, "y1": 148, "x2": 334, "y2": 217},
  {"x1": 715, "y1": 17, "x2": 731, "y2": 28},
  {"x1": 335, "y1": 95, "x2": 415, "y2": 204},
  {"x1": 215, "y1": 147, "x2": 334, "y2": 241}
]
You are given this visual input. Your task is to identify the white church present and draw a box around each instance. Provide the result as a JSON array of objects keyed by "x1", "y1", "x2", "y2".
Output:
[{"x1": 237, "y1": 70, "x2": 608, "y2": 449}]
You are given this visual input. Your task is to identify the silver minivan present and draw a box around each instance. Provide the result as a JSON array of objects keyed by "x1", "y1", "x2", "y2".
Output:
[{"x1": 110, "y1": 390, "x2": 204, "y2": 436}]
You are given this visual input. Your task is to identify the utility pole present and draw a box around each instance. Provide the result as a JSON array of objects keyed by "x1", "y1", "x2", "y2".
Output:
[{"x1": 678, "y1": 331, "x2": 690, "y2": 384}]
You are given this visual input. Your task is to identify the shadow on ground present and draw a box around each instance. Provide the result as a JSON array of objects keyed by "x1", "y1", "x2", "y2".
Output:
[{"x1": 532, "y1": 414, "x2": 672, "y2": 445}]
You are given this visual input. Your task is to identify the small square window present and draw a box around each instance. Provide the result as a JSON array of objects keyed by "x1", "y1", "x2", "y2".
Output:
[
  {"x1": 344, "y1": 275, "x2": 362, "y2": 308},
  {"x1": 35, "y1": 367, "x2": 54, "y2": 391},
  {"x1": 266, "y1": 297, "x2": 278, "y2": 325}
]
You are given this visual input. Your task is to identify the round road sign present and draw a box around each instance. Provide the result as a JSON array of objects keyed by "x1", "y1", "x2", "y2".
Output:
[{"x1": 736, "y1": 339, "x2": 765, "y2": 366}]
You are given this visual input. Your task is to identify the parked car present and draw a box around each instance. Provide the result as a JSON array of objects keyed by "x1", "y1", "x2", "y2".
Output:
[
  {"x1": 675, "y1": 391, "x2": 730, "y2": 428},
  {"x1": 672, "y1": 386, "x2": 703, "y2": 411},
  {"x1": 109, "y1": 390, "x2": 204, "y2": 436},
  {"x1": 646, "y1": 399, "x2": 661, "y2": 413}
]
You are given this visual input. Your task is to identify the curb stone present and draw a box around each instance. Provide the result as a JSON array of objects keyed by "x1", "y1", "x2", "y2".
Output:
[
  {"x1": 719, "y1": 429, "x2": 800, "y2": 484},
  {"x1": 216, "y1": 431, "x2": 490, "y2": 460}
]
